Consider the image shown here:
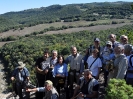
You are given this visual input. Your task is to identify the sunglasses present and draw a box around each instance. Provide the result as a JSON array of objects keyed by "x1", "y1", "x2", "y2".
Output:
[{"x1": 106, "y1": 44, "x2": 111, "y2": 47}]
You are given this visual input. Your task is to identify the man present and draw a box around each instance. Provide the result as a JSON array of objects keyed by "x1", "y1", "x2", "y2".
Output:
[
  {"x1": 49, "y1": 50, "x2": 58, "y2": 81},
  {"x1": 26, "y1": 80, "x2": 59, "y2": 99},
  {"x1": 108, "y1": 44, "x2": 128, "y2": 81},
  {"x1": 124, "y1": 44, "x2": 133, "y2": 86},
  {"x1": 35, "y1": 49, "x2": 51, "y2": 99},
  {"x1": 108, "y1": 34, "x2": 119, "y2": 48},
  {"x1": 11, "y1": 61, "x2": 30, "y2": 99},
  {"x1": 88, "y1": 38, "x2": 103, "y2": 58},
  {"x1": 120, "y1": 35, "x2": 128, "y2": 45},
  {"x1": 65, "y1": 46, "x2": 83, "y2": 90},
  {"x1": 102, "y1": 41, "x2": 115, "y2": 86},
  {"x1": 71, "y1": 69, "x2": 99, "y2": 99}
]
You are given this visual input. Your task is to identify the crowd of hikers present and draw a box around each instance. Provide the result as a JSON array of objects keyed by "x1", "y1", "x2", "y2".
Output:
[{"x1": 10, "y1": 34, "x2": 133, "y2": 99}]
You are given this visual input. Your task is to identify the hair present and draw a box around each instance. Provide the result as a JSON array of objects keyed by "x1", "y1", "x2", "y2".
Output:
[
  {"x1": 92, "y1": 48, "x2": 99, "y2": 53},
  {"x1": 84, "y1": 69, "x2": 92, "y2": 75},
  {"x1": 108, "y1": 34, "x2": 116, "y2": 39},
  {"x1": 115, "y1": 44, "x2": 124, "y2": 53},
  {"x1": 44, "y1": 48, "x2": 49, "y2": 54},
  {"x1": 120, "y1": 35, "x2": 128, "y2": 40},
  {"x1": 71, "y1": 46, "x2": 77, "y2": 50},
  {"x1": 52, "y1": 50, "x2": 58, "y2": 54},
  {"x1": 44, "y1": 81, "x2": 53, "y2": 87},
  {"x1": 57, "y1": 55, "x2": 65, "y2": 63},
  {"x1": 124, "y1": 44, "x2": 132, "y2": 52}
]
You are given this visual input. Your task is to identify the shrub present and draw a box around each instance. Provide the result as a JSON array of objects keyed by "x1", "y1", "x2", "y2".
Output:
[{"x1": 105, "y1": 79, "x2": 133, "y2": 99}]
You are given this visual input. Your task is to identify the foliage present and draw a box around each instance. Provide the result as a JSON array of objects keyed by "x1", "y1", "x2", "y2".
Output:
[
  {"x1": 105, "y1": 79, "x2": 133, "y2": 99},
  {"x1": 0, "y1": 2, "x2": 133, "y2": 32},
  {"x1": 1, "y1": 24, "x2": 133, "y2": 89}
]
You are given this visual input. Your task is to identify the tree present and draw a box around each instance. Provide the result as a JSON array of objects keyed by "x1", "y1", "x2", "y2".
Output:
[{"x1": 105, "y1": 79, "x2": 133, "y2": 99}]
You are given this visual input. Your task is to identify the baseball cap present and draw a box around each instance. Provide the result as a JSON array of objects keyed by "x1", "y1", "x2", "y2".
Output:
[
  {"x1": 94, "y1": 38, "x2": 100, "y2": 42},
  {"x1": 106, "y1": 41, "x2": 112, "y2": 45}
]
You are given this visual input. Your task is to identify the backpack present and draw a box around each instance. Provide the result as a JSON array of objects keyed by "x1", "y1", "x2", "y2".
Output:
[{"x1": 129, "y1": 54, "x2": 133, "y2": 67}]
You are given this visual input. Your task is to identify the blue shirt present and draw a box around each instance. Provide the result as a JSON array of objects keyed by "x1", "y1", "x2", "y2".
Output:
[
  {"x1": 53, "y1": 63, "x2": 68, "y2": 77},
  {"x1": 37, "y1": 87, "x2": 58, "y2": 99},
  {"x1": 12, "y1": 67, "x2": 30, "y2": 83}
]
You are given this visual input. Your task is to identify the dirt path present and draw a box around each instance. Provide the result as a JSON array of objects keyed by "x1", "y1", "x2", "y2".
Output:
[{"x1": 0, "y1": 59, "x2": 10, "y2": 99}]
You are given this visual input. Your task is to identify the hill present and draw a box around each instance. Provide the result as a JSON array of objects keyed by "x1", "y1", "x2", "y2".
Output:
[{"x1": 0, "y1": 2, "x2": 133, "y2": 33}]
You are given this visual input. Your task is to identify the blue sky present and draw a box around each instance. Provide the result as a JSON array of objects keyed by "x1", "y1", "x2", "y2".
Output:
[{"x1": 0, "y1": 0, "x2": 132, "y2": 14}]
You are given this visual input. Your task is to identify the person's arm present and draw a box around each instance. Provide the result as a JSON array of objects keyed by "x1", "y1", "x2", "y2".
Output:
[
  {"x1": 26, "y1": 87, "x2": 45, "y2": 92},
  {"x1": 26, "y1": 88, "x2": 38, "y2": 92},
  {"x1": 71, "y1": 85, "x2": 80, "y2": 99},
  {"x1": 84, "y1": 84, "x2": 99, "y2": 98},
  {"x1": 64, "y1": 56, "x2": 70, "y2": 64},
  {"x1": 35, "y1": 66, "x2": 44, "y2": 74},
  {"x1": 53, "y1": 65, "x2": 57, "y2": 77},
  {"x1": 11, "y1": 69, "x2": 17, "y2": 81},
  {"x1": 80, "y1": 59, "x2": 84, "y2": 75},
  {"x1": 116, "y1": 58, "x2": 128, "y2": 79},
  {"x1": 35, "y1": 58, "x2": 45, "y2": 74},
  {"x1": 95, "y1": 58, "x2": 102, "y2": 79},
  {"x1": 95, "y1": 67, "x2": 101, "y2": 80}
]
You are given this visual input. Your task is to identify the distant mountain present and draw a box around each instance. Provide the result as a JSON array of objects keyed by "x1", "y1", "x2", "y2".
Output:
[{"x1": 0, "y1": 2, "x2": 133, "y2": 32}]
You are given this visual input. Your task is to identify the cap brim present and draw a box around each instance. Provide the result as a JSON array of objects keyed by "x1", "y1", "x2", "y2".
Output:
[{"x1": 17, "y1": 64, "x2": 25, "y2": 68}]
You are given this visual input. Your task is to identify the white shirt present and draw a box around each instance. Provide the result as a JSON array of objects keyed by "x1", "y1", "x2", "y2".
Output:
[{"x1": 87, "y1": 56, "x2": 102, "y2": 76}]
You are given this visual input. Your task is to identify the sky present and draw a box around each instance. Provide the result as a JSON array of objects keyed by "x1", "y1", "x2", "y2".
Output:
[{"x1": 0, "y1": 0, "x2": 132, "y2": 14}]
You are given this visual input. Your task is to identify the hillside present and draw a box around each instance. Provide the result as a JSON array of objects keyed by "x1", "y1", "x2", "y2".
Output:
[
  {"x1": 0, "y1": 2, "x2": 133, "y2": 32},
  {"x1": 0, "y1": 2, "x2": 133, "y2": 98}
]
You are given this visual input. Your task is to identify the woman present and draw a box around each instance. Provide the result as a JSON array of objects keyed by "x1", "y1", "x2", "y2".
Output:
[
  {"x1": 87, "y1": 48, "x2": 102, "y2": 80},
  {"x1": 53, "y1": 55, "x2": 68, "y2": 98}
]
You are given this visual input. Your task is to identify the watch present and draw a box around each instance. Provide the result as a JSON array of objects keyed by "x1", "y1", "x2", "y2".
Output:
[{"x1": 84, "y1": 94, "x2": 86, "y2": 97}]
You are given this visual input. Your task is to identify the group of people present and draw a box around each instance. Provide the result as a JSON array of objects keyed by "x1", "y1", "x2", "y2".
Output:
[{"x1": 10, "y1": 33, "x2": 133, "y2": 99}]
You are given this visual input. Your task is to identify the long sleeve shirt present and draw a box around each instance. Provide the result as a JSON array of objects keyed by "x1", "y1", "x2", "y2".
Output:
[{"x1": 53, "y1": 63, "x2": 68, "y2": 77}]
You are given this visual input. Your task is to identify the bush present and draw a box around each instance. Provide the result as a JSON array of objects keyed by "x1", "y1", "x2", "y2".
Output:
[{"x1": 105, "y1": 79, "x2": 133, "y2": 99}]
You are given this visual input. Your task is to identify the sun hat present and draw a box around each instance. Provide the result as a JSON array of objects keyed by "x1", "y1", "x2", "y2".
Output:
[{"x1": 17, "y1": 61, "x2": 25, "y2": 68}]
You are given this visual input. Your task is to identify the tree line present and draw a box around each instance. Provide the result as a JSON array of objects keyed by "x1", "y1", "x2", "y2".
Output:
[{"x1": 0, "y1": 2, "x2": 133, "y2": 32}]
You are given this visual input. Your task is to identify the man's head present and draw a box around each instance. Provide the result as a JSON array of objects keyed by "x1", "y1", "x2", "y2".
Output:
[
  {"x1": 114, "y1": 44, "x2": 124, "y2": 57},
  {"x1": 124, "y1": 44, "x2": 132, "y2": 56},
  {"x1": 52, "y1": 50, "x2": 58, "y2": 59},
  {"x1": 106, "y1": 41, "x2": 112, "y2": 49},
  {"x1": 44, "y1": 80, "x2": 53, "y2": 91},
  {"x1": 43, "y1": 49, "x2": 49, "y2": 60},
  {"x1": 94, "y1": 38, "x2": 100, "y2": 47},
  {"x1": 108, "y1": 34, "x2": 116, "y2": 43},
  {"x1": 71, "y1": 46, "x2": 77, "y2": 56},
  {"x1": 120, "y1": 35, "x2": 128, "y2": 45},
  {"x1": 84, "y1": 69, "x2": 92, "y2": 81},
  {"x1": 17, "y1": 61, "x2": 25, "y2": 70}
]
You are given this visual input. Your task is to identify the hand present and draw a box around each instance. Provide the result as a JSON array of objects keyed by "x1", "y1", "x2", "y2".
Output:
[
  {"x1": 77, "y1": 92, "x2": 84, "y2": 97},
  {"x1": 11, "y1": 77, "x2": 15, "y2": 81},
  {"x1": 50, "y1": 65, "x2": 54, "y2": 68},
  {"x1": 26, "y1": 88, "x2": 31, "y2": 92},
  {"x1": 56, "y1": 74, "x2": 61, "y2": 76},
  {"x1": 43, "y1": 69, "x2": 48, "y2": 74}
]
